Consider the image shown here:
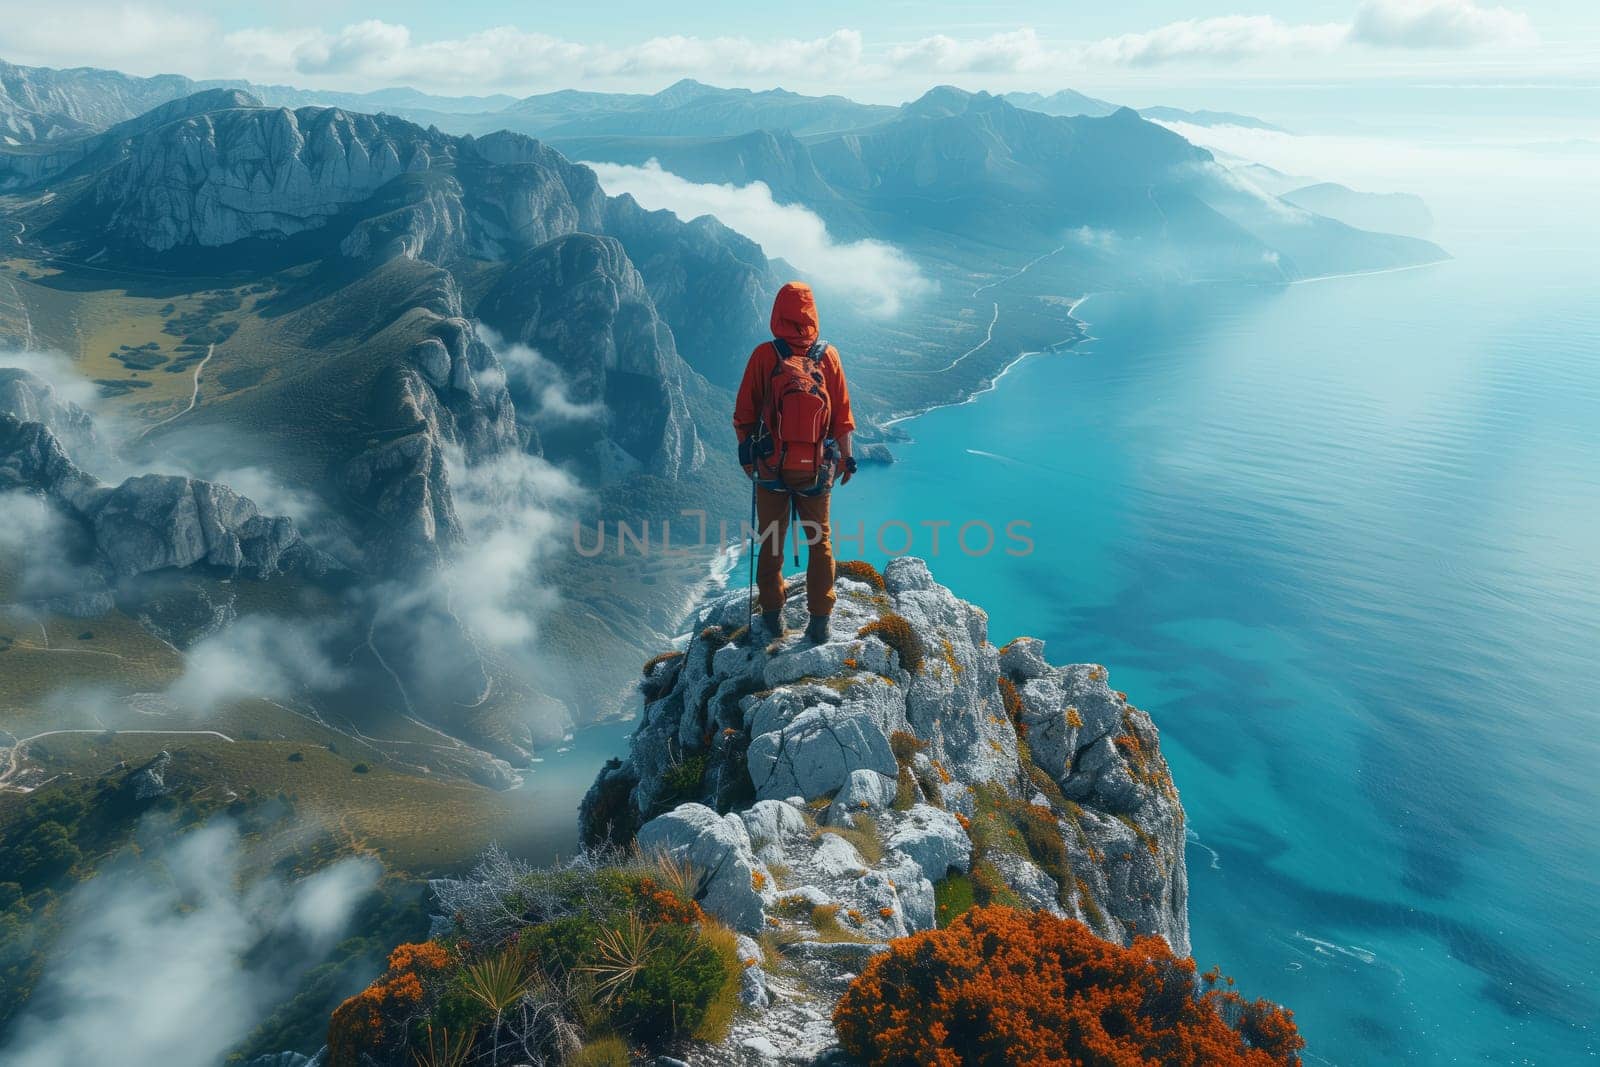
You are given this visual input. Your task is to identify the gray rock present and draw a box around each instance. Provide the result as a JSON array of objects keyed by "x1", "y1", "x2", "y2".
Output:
[
  {"x1": 741, "y1": 1035, "x2": 782, "y2": 1061},
  {"x1": 997, "y1": 635, "x2": 1051, "y2": 680},
  {"x1": 86, "y1": 474, "x2": 307, "y2": 579},
  {"x1": 833, "y1": 768, "x2": 895, "y2": 815},
  {"x1": 746, "y1": 701, "x2": 898, "y2": 803},
  {"x1": 126, "y1": 750, "x2": 173, "y2": 799},
  {"x1": 0, "y1": 369, "x2": 97, "y2": 460},
  {"x1": 1, "y1": 415, "x2": 330, "y2": 585},
  {"x1": 810, "y1": 833, "x2": 866, "y2": 878},
  {"x1": 477, "y1": 233, "x2": 703, "y2": 482},
  {"x1": 636, "y1": 803, "x2": 768, "y2": 933},
  {"x1": 741, "y1": 799, "x2": 809, "y2": 865},
  {"x1": 735, "y1": 934, "x2": 771, "y2": 1009},
  {"x1": 585, "y1": 556, "x2": 1192, "y2": 1059},
  {"x1": 410, "y1": 338, "x2": 452, "y2": 388},
  {"x1": 885, "y1": 804, "x2": 971, "y2": 883}
]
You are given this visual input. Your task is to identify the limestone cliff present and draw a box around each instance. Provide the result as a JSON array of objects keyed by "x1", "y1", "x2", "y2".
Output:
[
  {"x1": 581, "y1": 557, "x2": 1188, "y2": 1060},
  {"x1": 478, "y1": 232, "x2": 704, "y2": 481},
  {"x1": 0, "y1": 407, "x2": 330, "y2": 615}
]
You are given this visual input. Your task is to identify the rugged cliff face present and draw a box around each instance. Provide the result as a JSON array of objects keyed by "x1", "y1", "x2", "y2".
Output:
[
  {"x1": 6, "y1": 92, "x2": 766, "y2": 529},
  {"x1": 478, "y1": 232, "x2": 703, "y2": 481},
  {"x1": 0, "y1": 58, "x2": 197, "y2": 143},
  {"x1": 604, "y1": 194, "x2": 775, "y2": 389},
  {"x1": 0, "y1": 376, "x2": 331, "y2": 616},
  {"x1": 580, "y1": 557, "x2": 1188, "y2": 1060}
]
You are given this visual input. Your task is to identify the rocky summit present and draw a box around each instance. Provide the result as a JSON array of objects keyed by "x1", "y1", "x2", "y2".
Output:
[{"x1": 582, "y1": 557, "x2": 1188, "y2": 1062}]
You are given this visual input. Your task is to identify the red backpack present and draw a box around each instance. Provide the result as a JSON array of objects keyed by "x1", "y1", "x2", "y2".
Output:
[{"x1": 754, "y1": 337, "x2": 835, "y2": 492}]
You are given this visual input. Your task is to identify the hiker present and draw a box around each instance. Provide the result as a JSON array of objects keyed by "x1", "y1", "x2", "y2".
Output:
[{"x1": 735, "y1": 282, "x2": 857, "y2": 644}]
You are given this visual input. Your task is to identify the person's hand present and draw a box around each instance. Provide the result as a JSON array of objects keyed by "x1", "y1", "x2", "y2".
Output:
[{"x1": 838, "y1": 455, "x2": 857, "y2": 486}]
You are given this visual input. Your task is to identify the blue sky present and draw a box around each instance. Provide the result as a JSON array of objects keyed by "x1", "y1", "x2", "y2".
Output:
[{"x1": 0, "y1": 0, "x2": 1594, "y2": 122}]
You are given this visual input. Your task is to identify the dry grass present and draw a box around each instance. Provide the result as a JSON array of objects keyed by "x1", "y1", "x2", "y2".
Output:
[
  {"x1": 691, "y1": 919, "x2": 743, "y2": 1042},
  {"x1": 816, "y1": 813, "x2": 884, "y2": 866}
]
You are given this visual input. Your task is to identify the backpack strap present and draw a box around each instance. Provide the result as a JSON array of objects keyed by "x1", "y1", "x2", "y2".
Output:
[{"x1": 770, "y1": 338, "x2": 828, "y2": 363}]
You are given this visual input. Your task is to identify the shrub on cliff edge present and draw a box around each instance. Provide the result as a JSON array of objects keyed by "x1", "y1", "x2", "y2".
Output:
[
  {"x1": 858, "y1": 612, "x2": 925, "y2": 673},
  {"x1": 834, "y1": 906, "x2": 1303, "y2": 1067}
]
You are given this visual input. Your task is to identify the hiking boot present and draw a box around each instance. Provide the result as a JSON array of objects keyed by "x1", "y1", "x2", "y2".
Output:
[
  {"x1": 760, "y1": 610, "x2": 784, "y2": 640},
  {"x1": 806, "y1": 614, "x2": 831, "y2": 644}
]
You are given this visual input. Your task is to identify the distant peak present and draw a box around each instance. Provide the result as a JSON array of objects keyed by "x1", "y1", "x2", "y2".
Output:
[
  {"x1": 903, "y1": 85, "x2": 983, "y2": 117},
  {"x1": 655, "y1": 78, "x2": 720, "y2": 105},
  {"x1": 185, "y1": 87, "x2": 263, "y2": 110}
]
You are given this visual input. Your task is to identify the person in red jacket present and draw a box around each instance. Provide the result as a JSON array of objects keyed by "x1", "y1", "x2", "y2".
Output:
[{"x1": 734, "y1": 282, "x2": 856, "y2": 643}]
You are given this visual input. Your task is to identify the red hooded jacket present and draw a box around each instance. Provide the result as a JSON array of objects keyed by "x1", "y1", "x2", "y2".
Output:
[{"x1": 733, "y1": 282, "x2": 854, "y2": 444}]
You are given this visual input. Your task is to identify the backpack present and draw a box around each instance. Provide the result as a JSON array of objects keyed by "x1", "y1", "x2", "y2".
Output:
[{"x1": 753, "y1": 337, "x2": 835, "y2": 493}]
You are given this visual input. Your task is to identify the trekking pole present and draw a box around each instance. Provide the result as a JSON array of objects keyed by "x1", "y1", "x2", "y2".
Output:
[{"x1": 747, "y1": 475, "x2": 757, "y2": 619}]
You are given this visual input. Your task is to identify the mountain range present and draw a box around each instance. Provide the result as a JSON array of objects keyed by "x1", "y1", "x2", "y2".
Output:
[
  {"x1": 0, "y1": 57, "x2": 1449, "y2": 1063},
  {"x1": 0, "y1": 69, "x2": 1442, "y2": 796},
  {"x1": 0, "y1": 86, "x2": 779, "y2": 771},
  {"x1": 4, "y1": 58, "x2": 1285, "y2": 148}
]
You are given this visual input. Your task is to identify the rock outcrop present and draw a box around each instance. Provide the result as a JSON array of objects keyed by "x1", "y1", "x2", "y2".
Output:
[
  {"x1": 478, "y1": 233, "x2": 703, "y2": 481},
  {"x1": 603, "y1": 195, "x2": 775, "y2": 389},
  {"x1": 0, "y1": 58, "x2": 197, "y2": 144},
  {"x1": 581, "y1": 557, "x2": 1188, "y2": 1061},
  {"x1": 341, "y1": 276, "x2": 524, "y2": 572},
  {"x1": 0, "y1": 409, "x2": 331, "y2": 610},
  {"x1": 0, "y1": 368, "x2": 98, "y2": 458}
]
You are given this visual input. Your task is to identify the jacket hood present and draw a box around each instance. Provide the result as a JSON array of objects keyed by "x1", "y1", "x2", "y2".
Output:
[{"x1": 770, "y1": 282, "x2": 819, "y2": 349}]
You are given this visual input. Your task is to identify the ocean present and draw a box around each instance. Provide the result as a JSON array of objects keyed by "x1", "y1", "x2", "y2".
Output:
[
  {"x1": 823, "y1": 194, "x2": 1600, "y2": 1063},
  {"x1": 537, "y1": 176, "x2": 1599, "y2": 1063}
]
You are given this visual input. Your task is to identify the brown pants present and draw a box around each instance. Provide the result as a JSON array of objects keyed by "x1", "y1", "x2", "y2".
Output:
[{"x1": 754, "y1": 478, "x2": 835, "y2": 617}]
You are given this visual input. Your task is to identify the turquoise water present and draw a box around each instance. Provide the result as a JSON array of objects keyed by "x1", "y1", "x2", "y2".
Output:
[
  {"x1": 541, "y1": 184, "x2": 1599, "y2": 1063},
  {"x1": 823, "y1": 208, "x2": 1599, "y2": 1062}
]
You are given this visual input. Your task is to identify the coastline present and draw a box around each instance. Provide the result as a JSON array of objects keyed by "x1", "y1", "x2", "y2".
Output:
[
  {"x1": 878, "y1": 294, "x2": 1093, "y2": 432},
  {"x1": 876, "y1": 251, "x2": 1444, "y2": 437}
]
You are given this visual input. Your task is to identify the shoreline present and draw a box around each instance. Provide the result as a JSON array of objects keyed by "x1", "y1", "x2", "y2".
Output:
[
  {"x1": 875, "y1": 253, "x2": 1443, "y2": 436},
  {"x1": 879, "y1": 293, "x2": 1093, "y2": 432}
]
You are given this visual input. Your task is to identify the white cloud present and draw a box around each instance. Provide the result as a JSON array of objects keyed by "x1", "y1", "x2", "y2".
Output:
[
  {"x1": 222, "y1": 21, "x2": 861, "y2": 88},
  {"x1": 292, "y1": 18, "x2": 412, "y2": 75},
  {"x1": 0, "y1": 3, "x2": 214, "y2": 72},
  {"x1": 1155, "y1": 119, "x2": 1600, "y2": 197},
  {"x1": 1082, "y1": 15, "x2": 1349, "y2": 66},
  {"x1": 585, "y1": 159, "x2": 933, "y2": 316},
  {"x1": 490, "y1": 339, "x2": 605, "y2": 424},
  {"x1": 887, "y1": 29, "x2": 1053, "y2": 74},
  {"x1": 892, "y1": 2, "x2": 1536, "y2": 73},
  {"x1": 0, "y1": 5, "x2": 1545, "y2": 92},
  {"x1": 438, "y1": 444, "x2": 583, "y2": 647},
  {"x1": 1068, "y1": 226, "x2": 1118, "y2": 251},
  {"x1": 0, "y1": 491, "x2": 84, "y2": 604},
  {"x1": 166, "y1": 615, "x2": 347, "y2": 714},
  {"x1": 1, "y1": 820, "x2": 379, "y2": 1067},
  {"x1": 0, "y1": 349, "x2": 100, "y2": 411},
  {"x1": 1350, "y1": 0, "x2": 1536, "y2": 47}
]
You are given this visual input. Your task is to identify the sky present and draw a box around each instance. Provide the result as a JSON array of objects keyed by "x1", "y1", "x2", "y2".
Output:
[{"x1": 0, "y1": 0, "x2": 1595, "y2": 123}]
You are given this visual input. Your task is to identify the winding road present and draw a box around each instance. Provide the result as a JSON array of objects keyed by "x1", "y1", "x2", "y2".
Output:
[
  {"x1": 0, "y1": 728, "x2": 235, "y2": 793},
  {"x1": 137, "y1": 343, "x2": 214, "y2": 440}
]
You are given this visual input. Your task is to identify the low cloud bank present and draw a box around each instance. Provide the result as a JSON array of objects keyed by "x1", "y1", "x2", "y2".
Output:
[
  {"x1": 166, "y1": 615, "x2": 348, "y2": 714},
  {"x1": 585, "y1": 159, "x2": 933, "y2": 316},
  {"x1": 1156, "y1": 120, "x2": 1600, "y2": 193},
  {"x1": 1, "y1": 820, "x2": 379, "y2": 1067}
]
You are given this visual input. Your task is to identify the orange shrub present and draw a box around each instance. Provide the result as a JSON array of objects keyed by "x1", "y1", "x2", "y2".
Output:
[
  {"x1": 997, "y1": 676, "x2": 1024, "y2": 723},
  {"x1": 833, "y1": 907, "x2": 1303, "y2": 1067},
  {"x1": 642, "y1": 649, "x2": 685, "y2": 676},
  {"x1": 837, "y1": 559, "x2": 887, "y2": 591},
  {"x1": 328, "y1": 941, "x2": 454, "y2": 1067},
  {"x1": 857, "y1": 613, "x2": 925, "y2": 672}
]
